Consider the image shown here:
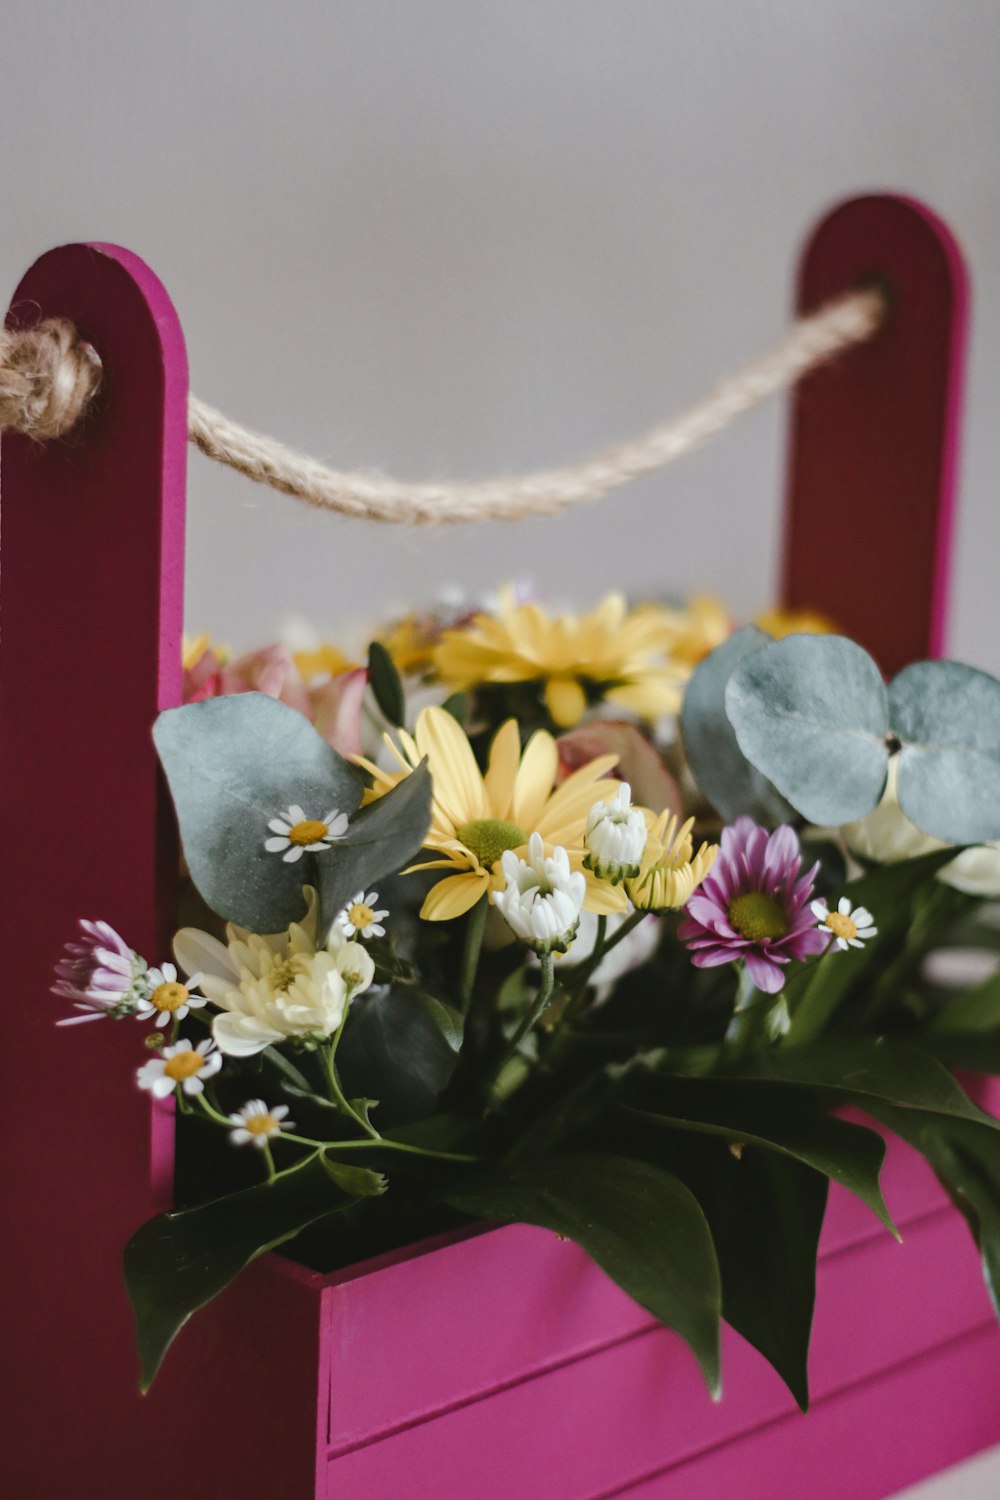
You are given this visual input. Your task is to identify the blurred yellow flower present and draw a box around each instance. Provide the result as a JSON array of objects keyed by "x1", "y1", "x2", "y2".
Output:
[
  {"x1": 433, "y1": 590, "x2": 690, "y2": 729},
  {"x1": 755, "y1": 606, "x2": 837, "y2": 640},
  {"x1": 357, "y1": 706, "x2": 626, "y2": 920}
]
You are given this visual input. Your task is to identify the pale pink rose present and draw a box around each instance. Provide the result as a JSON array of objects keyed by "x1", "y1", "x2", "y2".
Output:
[{"x1": 557, "y1": 720, "x2": 683, "y2": 816}]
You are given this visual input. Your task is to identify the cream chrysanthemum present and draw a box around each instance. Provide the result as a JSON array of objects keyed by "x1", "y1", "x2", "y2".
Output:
[
  {"x1": 356, "y1": 706, "x2": 626, "y2": 920},
  {"x1": 626, "y1": 811, "x2": 718, "y2": 912},
  {"x1": 432, "y1": 589, "x2": 690, "y2": 728},
  {"x1": 172, "y1": 891, "x2": 375, "y2": 1057}
]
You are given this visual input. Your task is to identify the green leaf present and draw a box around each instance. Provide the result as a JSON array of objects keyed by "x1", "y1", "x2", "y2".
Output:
[
  {"x1": 320, "y1": 1155, "x2": 388, "y2": 1197},
  {"x1": 445, "y1": 1153, "x2": 722, "y2": 1395},
  {"x1": 928, "y1": 972, "x2": 1000, "y2": 1036},
  {"x1": 863, "y1": 1103, "x2": 1000, "y2": 1320},
  {"x1": 725, "y1": 634, "x2": 889, "y2": 825},
  {"x1": 124, "y1": 1158, "x2": 352, "y2": 1390},
  {"x1": 337, "y1": 983, "x2": 464, "y2": 1125},
  {"x1": 716, "y1": 1039, "x2": 1000, "y2": 1130},
  {"x1": 318, "y1": 760, "x2": 432, "y2": 937},
  {"x1": 154, "y1": 693, "x2": 364, "y2": 932},
  {"x1": 624, "y1": 1076, "x2": 895, "y2": 1235},
  {"x1": 680, "y1": 627, "x2": 794, "y2": 823},
  {"x1": 367, "y1": 640, "x2": 407, "y2": 728},
  {"x1": 785, "y1": 848, "x2": 961, "y2": 1043},
  {"x1": 889, "y1": 660, "x2": 1000, "y2": 843}
]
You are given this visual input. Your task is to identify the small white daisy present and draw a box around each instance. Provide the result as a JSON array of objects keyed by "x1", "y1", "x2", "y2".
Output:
[
  {"x1": 135, "y1": 962, "x2": 206, "y2": 1025},
  {"x1": 228, "y1": 1099, "x2": 294, "y2": 1149},
  {"x1": 811, "y1": 897, "x2": 877, "y2": 951},
  {"x1": 264, "y1": 804, "x2": 349, "y2": 863},
  {"x1": 137, "y1": 1038, "x2": 223, "y2": 1098},
  {"x1": 337, "y1": 891, "x2": 389, "y2": 941}
]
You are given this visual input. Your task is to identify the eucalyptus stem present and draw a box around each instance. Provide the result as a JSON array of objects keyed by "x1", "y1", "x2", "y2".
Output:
[
  {"x1": 194, "y1": 1094, "x2": 476, "y2": 1163},
  {"x1": 459, "y1": 895, "x2": 489, "y2": 1010}
]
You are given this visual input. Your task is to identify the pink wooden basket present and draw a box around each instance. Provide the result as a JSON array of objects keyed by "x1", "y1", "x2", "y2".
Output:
[{"x1": 3, "y1": 194, "x2": 997, "y2": 1500}]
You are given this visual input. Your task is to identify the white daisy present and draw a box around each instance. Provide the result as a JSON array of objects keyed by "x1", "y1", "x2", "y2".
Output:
[
  {"x1": 228, "y1": 1099, "x2": 294, "y2": 1149},
  {"x1": 584, "y1": 783, "x2": 648, "y2": 884},
  {"x1": 811, "y1": 897, "x2": 877, "y2": 951},
  {"x1": 337, "y1": 891, "x2": 389, "y2": 941},
  {"x1": 136, "y1": 1038, "x2": 223, "y2": 1098},
  {"x1": 494, "y1": 833, "x2": 586, "y2": 955},
  {"x1": 135, "y1": 962, "x2": 206, "y2": 1025},
  {"x1": 264, "y1": 804, "x2": 349, "y2": 863}
]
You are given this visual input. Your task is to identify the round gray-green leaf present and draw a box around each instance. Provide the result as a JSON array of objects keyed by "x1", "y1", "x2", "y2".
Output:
[
  {"x1": 680, "y1": 626, "x2": 794, "y2": 824},
  {"x1": 726, "y1": 634, "x2": 890, "y2": 825},
  {"x1": 154, "y1": 692, "x2": 365, "y2": 932},
  {"x1": 889, "y1": 660, "x2": 1000, "y2": 842}
]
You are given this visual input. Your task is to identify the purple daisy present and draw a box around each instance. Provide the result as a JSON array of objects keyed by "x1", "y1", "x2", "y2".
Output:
[
  {"x1": 678, "y1": 816, "x2": 826, "y2": 993},
  {"x1": 53, "y1": 918, "x2": 149, "y2": 1024}
]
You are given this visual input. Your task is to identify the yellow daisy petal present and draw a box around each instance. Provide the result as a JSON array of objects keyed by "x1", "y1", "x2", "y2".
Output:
[
  {"x1": 544, "y1": 676, "x2": 588, "y2": 728},
  {"x1": 420, "y1": 872, "x2": 489, "y2": 921},
  {"x1": 415, "y1": 706, "x2": 487, "y2": 826},
  {"x1": 512, "y1": 730, "x2": 560, "y2": 832},
  {"x1": 483, "y1": 719, "x2": 521, "y2": 821}
]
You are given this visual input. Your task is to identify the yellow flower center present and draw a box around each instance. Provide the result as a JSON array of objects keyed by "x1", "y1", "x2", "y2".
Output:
[
  {"x1": 244, "y1": 1113, "x2": 278, "y2": 1137},
  {"x1": 150, "y1": 981, "x2": 189, "y2": 1013},
  {"x1": 288, "y1": 819, "x2": 330, "y2": 846},
  {"x1": 348, "y1": 902, "x2": 375, "y2": 929},
  {"x1": 728, "y1": 892, "x2": 789, "y2": 942},
  {"x1": 268, "y1": 957, "x2": 303, "y2": 993},
  {"x1": 163, "y1": 1051, "x2": 206, "y2": 1081},
  {"x1": 456, "y1": 818, "x2": 528, "y2": 869},
  {"x1": 825, "y1": 912, "x2": 858, "y2": 941}
]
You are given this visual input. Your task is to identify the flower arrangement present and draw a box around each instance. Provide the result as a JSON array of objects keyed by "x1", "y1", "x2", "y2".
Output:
[{"x1": 57, "y1": 590, "x2": 1000, "y2": 1410}]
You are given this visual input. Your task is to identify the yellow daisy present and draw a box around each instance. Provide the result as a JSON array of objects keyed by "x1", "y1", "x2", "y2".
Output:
[
  {"x1": 755, "y1": 606, "x2": 837, "y2": 640},
  {"x1": 626, "y1": 810, "x2": 718, "y2": 912},
  {"x1": 432, "y1": 590, "x2": 690, "y2": 729},
  {"x1": 356, "y1": 706, "x2": 627, "y2": 920}
]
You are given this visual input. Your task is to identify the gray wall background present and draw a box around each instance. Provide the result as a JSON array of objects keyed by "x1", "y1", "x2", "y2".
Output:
[
  {"x1": 4, "y1": 5, "x2": 1000, "y2": 1495},
  {"x1": 3, "y1": 1, "x2": 999, "y2": 670}
]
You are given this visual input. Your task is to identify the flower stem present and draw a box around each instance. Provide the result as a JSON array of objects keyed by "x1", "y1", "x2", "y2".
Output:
[
  {"x1": 493, "y1": 952, "x2": 556, "y2": 1085},
  {"x1": 459, "y1": 895, "x2": 489, "y2": 1010},
  {"x1": 321, "y1": 1029, "x2": 380, "y2": 1140}
]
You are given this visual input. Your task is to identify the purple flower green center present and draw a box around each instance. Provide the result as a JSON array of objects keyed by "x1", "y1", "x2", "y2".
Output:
[{"x1": 727, "y1": 891, "x2": 789, "y2": 942}]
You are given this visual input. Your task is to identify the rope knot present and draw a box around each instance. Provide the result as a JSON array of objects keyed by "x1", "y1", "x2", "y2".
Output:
[{"x1": 0, "y1": 318, "x2": 102, "y2": 440}]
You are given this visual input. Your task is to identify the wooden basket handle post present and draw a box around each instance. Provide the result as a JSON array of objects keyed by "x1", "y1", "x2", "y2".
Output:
[
  {"x1": 781, "y1": 193, "x2": 969, "y2": 673},
  {"x1": 0, "y1": 244, "x2": 188, "y2": 1494}
]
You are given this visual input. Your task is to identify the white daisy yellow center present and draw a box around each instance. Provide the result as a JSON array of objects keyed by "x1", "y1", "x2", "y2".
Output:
[
  {"x1": 151, "y1": 980, "x2": 189, "y2": 1013},
  {"x1": 243, "y1": 1112, "x2": 280, "y2": 1137},
  {"x1": 268, "y1": 957, "x2": 304, "y2": 992},
  {"x1": 824, "y1": 911, "x2": 858, "y2": 942},
  {"x1": 164, "y1": 1051, "x2": 206, "y2": 1081},
  {"x1": 347, "y1": 902, "x2": 377, "y2": 930},
  {"x1": 288, "y1": 818, "x2": 330, "y2": 846},
  {"x1": 728, "y1": 892, "x2": 788, "y2": 942},
  {"x1": 457, "y1": 818, "x2": 527, "y2": 869}
]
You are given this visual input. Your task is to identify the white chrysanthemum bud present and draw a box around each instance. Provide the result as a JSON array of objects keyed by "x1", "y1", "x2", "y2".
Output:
[
  {"x1": 494, "y1": 832, "x2": 586, "y2": 955},
  {"x1": 583, "y1": 782, "x2": 647, "y2": 884}
]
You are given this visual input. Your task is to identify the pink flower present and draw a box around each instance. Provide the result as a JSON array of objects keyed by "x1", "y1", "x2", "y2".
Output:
[
  {"x1": 53, "y1": 919, "x2": 149, "y2": 1024},
  {"x1": 557, "y1": 720, "x2": 683, "y2": 816},
  {"x1": 183, "y1": 642, "x2": 367, "y2": 759},
  {"x1": 678, "y1": 817, "x2": 826, "y2": 993}
]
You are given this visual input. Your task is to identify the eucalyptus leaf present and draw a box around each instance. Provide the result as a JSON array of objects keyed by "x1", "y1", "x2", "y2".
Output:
[
  {"x1": 337, "y1": 983, "x2": 464, "y2": 1125},
  {"x1": 726, "y1": 634, "x2": 890, "y2": 825},
  {"x1": 445, "y1": 1153, "x2": 722, "y2": 1395},
  {"x1": 154, "y1": 693, "x2": 364, "y2": 932},
  {"x1": 318, "y1": 761, "x2": 432, "y2": 938},
  {"x1": 624, "y1": 1076, "x2": 895, "y2": 1234},
  {"x1": 124, "y1": 1158, "x2": 353, "y2": 1390},
  {"x1": 889, "y1": 660, "x2": 1000, "y2": 843},
  {"x1": 680, "y1": 626, "x2": 794, "y2": 823},
  {"x1": 367, "y1": 640, "x2": 406, "y2": 728}
]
